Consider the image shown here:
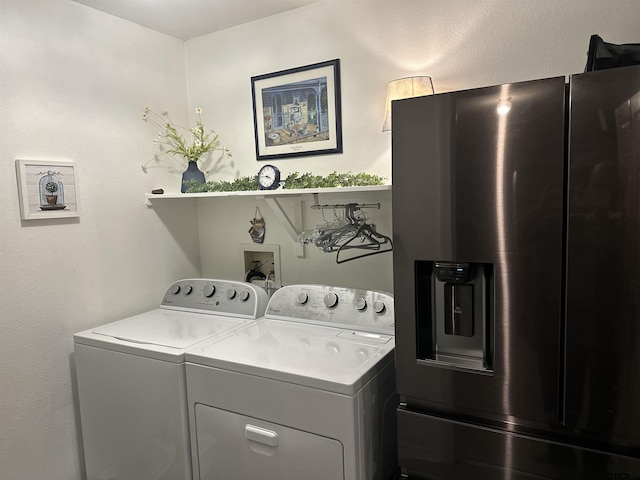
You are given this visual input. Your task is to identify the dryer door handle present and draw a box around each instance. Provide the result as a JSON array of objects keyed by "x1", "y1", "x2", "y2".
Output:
[{"x1": 245, "y1": 424, "x2": 279, "y2": 447}]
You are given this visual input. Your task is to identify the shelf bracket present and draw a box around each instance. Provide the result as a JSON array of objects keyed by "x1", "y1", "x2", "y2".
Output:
[{"x1": 264, "y1": 197, "x2": 305, "y2": 258}]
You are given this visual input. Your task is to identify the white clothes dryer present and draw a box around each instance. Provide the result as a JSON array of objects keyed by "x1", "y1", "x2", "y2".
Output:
[
  {"x1": 185, "y1": 284, "x2": 397, "y2": 480},
  {"x1": 74, "y1": 278, "x2": 268, "y2": 480}
]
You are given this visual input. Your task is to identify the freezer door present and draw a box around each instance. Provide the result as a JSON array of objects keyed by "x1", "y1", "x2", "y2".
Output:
[
  {"x1": 392, "y1": 76, "x2": 566, "y2": 428},
  {"x1": 397, "y1": 407, "x2": 640, "y2": 480},
  {"x1": 566, "y1": 65, "x2": 640, "y2": 451}
]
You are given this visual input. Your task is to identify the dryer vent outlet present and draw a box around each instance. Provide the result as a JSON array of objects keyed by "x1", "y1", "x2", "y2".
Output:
[{"x1": 240, "y1": 244, "x2": 281, "y2": 296}]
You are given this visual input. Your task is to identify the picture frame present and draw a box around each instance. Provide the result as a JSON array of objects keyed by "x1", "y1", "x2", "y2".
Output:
[
  {"x1": 251, "y1": 59, "x2": 343, "y2": 160},
  {"x1": 15, "y1": 159, "x2": 80, "y2": 220}
]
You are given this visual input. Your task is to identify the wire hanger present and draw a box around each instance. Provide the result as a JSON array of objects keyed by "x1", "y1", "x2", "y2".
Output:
[
  {"x1": 335, "y1": 222, "x2": 393, "y2": 264},
  {"x1": 301, "y1": 202, "x2": 393, "y2": 262}
]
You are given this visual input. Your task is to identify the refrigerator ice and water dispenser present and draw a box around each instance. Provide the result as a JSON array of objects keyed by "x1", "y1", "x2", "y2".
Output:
[{"x1": 416, "y1": 261, "x2": 493, "y2": 373}]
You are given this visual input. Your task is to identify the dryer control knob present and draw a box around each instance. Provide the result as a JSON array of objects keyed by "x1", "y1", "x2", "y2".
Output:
[
  {"x1": 183, "y1": 285, "x2": 193, "y2": 295},
  {"x1": 227, "y1": 289, "x2": 237, "y2": 300},
  {"x1": 171, "y1": 285, "x2": 181, "y2": 295},
  {"x1": 203, "y1": 284, "x2": 216, "y2": 297},
  {"x1": 372, "y1": 300, "x2": 386, "y2": 314},
  {"x1": 296, "y1": 292, "x2": 308, "y2": 305},
  {"x1": 354, "y1": 298, "x2": 367, "y2": 311},
  {"x1": 324, "y1": 292, "x2": 339, "y2": 308},
  {"x1": 239, "y1": 290, "x2": 250, "y2": 302}
]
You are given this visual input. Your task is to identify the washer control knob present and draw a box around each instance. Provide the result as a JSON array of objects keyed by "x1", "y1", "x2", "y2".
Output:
[
  {"x1": 227, "y1": 289, "x2": 237, "y2": 300},
  {"x1": 183, "y1": 285, "x2": 193, "y2": 295},
  {"x1": 372, "y1": 300, "x2": 386, "y2": 314},
  {"x1": 354, "y1": 298, "x2": 367, "y2": 311},
  {"x1": 239, "y1": 290, "x2": 250, "y2": 302},
  {"x1": 296, "y1": 292, "x2": 309, "y2": 305},
  {"x1": 324, "y1": 292, "x2": 339, "y2": 308},
  {"x1": 203, "y1": 284, "x2": 216, "y2": 298},
  {"x1": 170, "y1": 284, "x2": 181, "y2": 295}
]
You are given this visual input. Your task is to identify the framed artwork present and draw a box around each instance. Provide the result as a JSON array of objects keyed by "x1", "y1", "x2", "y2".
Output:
[
  {"x1": 252, "y1": 59, "x2": 343, "y2": 160},
  {"x1": 15, "y1": 159, "x2": 80, "y2": 220}
]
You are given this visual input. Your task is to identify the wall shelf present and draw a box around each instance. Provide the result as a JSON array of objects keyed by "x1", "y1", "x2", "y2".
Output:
[
  {"x1": 144, "y1": 184, "x2": 391, "y2": 204},
  {"x1": 144, "y1": 184, "x2": 392, "y2": 258}
]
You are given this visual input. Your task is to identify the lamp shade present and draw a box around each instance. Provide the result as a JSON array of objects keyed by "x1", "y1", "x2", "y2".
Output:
[{"x1": 382, "y1": 76, "x2": 434, "y2": 132}]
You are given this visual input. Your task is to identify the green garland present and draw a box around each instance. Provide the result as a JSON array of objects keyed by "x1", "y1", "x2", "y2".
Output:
[{"x1": 185, "y1": 171, "x2": 385, "y2": 193}]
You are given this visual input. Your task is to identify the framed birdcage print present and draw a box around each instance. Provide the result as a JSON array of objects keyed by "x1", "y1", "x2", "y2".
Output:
[
  {"x1": 251, "y1": 59, "x2": 343, "y2": 160},
  {"x1": 15, "y1": 159, "x2": 80, "y2": 220}
]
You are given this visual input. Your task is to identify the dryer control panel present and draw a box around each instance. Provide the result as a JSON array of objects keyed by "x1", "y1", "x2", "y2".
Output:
[
  {"x1": 161, "y1": 278, "x2": 269, "y2": 319},
  {"x1": 265, "y1": 284, "x2": 394, "y2": 334}
]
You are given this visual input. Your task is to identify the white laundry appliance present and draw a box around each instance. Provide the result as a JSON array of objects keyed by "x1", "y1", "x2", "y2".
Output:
[
  {"x1": 74, "y1": 278, "x2": 268, "y2": 480},
  {"x1": 185, "y1": 284, "x2": 397, "y2": 480}
]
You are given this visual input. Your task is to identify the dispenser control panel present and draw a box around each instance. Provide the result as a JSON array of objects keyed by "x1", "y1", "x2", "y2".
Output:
[{"x1": 435, "y1": 262, "x2": 473, "y2": 283}]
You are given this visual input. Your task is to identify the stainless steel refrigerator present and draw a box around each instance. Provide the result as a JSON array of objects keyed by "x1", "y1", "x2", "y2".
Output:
[{"x1": 391, "y1": 65, "x2": 640, "y2": 479}]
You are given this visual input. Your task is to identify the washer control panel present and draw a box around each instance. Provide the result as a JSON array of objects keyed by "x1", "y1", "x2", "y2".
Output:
[
  {"x1": 265, "y1": 284, "x2": 394, "y2": 334},
  {"x1": 161, "y1": 278, "x2": 268, "y2": 318}
]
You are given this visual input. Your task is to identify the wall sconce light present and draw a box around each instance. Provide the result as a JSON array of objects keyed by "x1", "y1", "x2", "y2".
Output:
[{"x1": 382, "y1": 76, "x2": 434, "y2": 132}]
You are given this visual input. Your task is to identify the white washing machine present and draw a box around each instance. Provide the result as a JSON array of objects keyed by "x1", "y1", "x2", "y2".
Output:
[
  {"x1": 185, "y1": 284, "x2": 398, "y2": 480},
  {"x1": 74, "y1": 278, "x2": 268, "y2": 480}
]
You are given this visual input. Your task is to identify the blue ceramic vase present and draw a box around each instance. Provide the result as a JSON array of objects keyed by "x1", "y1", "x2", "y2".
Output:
[{"x1": 181, "y1": 161, "x2": 206, "y2": 193}]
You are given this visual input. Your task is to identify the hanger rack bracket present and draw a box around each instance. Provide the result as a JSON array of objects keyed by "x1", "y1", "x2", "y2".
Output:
[{"x1": 263, "y1": 197, "x2": 305, "y2": 258}]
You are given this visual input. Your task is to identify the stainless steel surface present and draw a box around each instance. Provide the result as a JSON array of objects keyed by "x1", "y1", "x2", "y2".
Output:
[
  {"x1": 565, "y1": 66, "x2": 640, "y2": 447},
  {"x1": 392, "y1": 65, "x2": 640, "y2": 479},
  {"x1": 397, "y1": 407, "x2": 640, "y2": 480},
  {"x1": 392, "y1": 76, "x2": 566, "y2": 427}
]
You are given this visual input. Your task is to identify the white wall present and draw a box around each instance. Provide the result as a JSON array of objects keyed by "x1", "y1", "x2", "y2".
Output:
[
  {"x1": 1, "y1": 0, "x2": 638, "y2": 479},
  {"x1": 195, "y1": 190, "x2": 394, "y2": 292},
  {"x1": 0, "y1": 1, "x2": 200, "y2": 479},
  {"x1": 184, "y1": 0, "x2": 640, "y2": 293}
]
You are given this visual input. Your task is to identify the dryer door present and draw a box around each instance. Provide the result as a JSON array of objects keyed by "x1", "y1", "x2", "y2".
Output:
[{"x1": 194, "y1": 404, "x2": 344, "y2": 480}]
